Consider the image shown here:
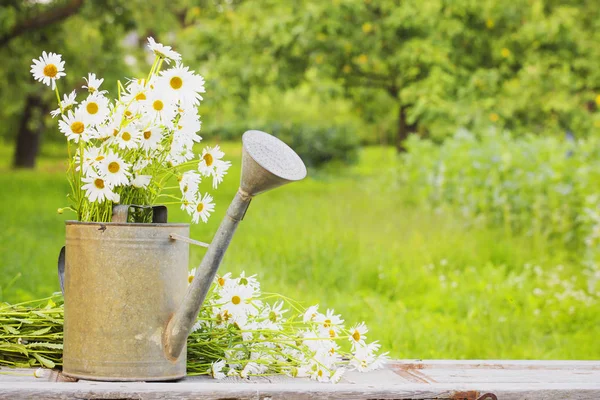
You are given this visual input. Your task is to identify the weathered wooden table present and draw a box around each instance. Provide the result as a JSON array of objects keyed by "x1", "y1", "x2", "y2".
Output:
[{"x1": 1, "y1": 360, "x2": 599, "y2": 399}]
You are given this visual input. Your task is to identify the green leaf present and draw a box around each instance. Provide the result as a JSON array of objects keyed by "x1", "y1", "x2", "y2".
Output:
[
  {"x1": 26, "y1": 342, "x2": 63, "y2": 350},
  {"x1": 28, "y1": 326, "x2": 52, "y2": 336},
  {"x1": 3, "y1": 325, "x2": 19, "y2": 334},
  {"x1": 33, "y1": 353, "x2": 56, "y2": 369}
]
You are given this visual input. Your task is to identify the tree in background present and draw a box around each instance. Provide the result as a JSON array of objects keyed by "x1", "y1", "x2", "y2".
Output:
[
  {"x1": 181, "y1": 0, "x2": 600, "y2": 150},
  {"x1": 0, "y1": 0, "x2": 185, "y2": 168},
  {"x1": 3, "y1": 0, "x2": 600, "y2": 165}
]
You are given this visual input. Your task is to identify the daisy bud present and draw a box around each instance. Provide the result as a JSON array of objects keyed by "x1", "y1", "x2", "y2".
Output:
[{"x1": 57, "y1": 208, "x2": 64, "y2": 214}]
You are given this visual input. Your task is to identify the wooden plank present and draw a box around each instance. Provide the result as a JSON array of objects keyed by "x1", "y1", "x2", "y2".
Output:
[
  {"x1": 1, "y1": 360, "x2": 599, "y2": 400},
  {"x1": 0, "y1": 380, "x2": 599, "y2": 400}
]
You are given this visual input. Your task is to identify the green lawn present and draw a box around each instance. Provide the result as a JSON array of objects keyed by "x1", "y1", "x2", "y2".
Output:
[{"x1": 1, "y1": 141, "x2": 598, "y2": 360}]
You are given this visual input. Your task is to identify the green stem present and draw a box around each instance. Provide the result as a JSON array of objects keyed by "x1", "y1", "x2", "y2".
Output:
[{"x1": 54, "y1": 86, "x2": 63, "y2": 113}]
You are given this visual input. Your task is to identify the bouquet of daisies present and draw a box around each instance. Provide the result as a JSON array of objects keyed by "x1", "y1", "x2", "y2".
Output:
[
  {"x1": 0, "y1": 273, "x2": 389, "y2": 383},
  {"x1": 30, "y1": 38, "x2": 229, "y2": 223},
  {"x1": 187, "y1": 272, "x2": 390, "y2": 382}
]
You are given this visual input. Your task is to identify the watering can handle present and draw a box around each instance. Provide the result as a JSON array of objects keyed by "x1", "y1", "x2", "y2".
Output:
[
  {"x1": 57, "y1": 246, "x2": 66, "y2": 295},
  {"x1": 169, "y1": 233, "x2": 209, "y2": 248}
]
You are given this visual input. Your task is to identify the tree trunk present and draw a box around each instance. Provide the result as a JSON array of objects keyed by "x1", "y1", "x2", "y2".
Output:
[
  {"x1": 395, "y1": 104, "x2": 417, "y2": 152},
  {"x1": 13, "y1": 94, "x2": 42, "y2": 169}
]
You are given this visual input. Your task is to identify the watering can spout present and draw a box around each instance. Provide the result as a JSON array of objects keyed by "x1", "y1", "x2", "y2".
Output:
[{"x1": 164, "y1": 130, "x2": 307, "y2": 360}]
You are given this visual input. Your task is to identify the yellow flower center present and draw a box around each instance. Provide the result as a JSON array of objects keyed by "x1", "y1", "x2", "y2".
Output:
[
  {"x1": 196, "y1": 203, "x2": 204, "y2": 212},
  {"x1": 43, "y1": 64, "x2": 58, "y2": 78},
  {"x1": 86, "y1": 102, "x2": 99, "y2": 115},
  {"x1": 318, "y1": 370, "x2": 323, "y2": 378},
  {"x1": 352, "y1": 330, "x2": 361, "y2": 342},
  {"x1": 143, "y1": 130, "x2": 152, "y2": 139},
  {"x1": 323, "y1": 319, "x2": 331, "y2": 328},
  {"x1": 94, "y1": 178, "x2": 105, "y2": 189},
  {"x1": 183, "y1": 185, "x2": 188, "y2": 193},
  {"x1": 95, "y1": 155, "x2": 104, "y2": 162},
  {"x1": 269, "y1": 311, "x2": 277, "y2": 322},
  {"x1": 153, "y1": 100, "x2": 164, "y2": 111},
  {"x1": 108, "y1": 161, "x2": 120, "y2": 173},
  {"x1": 122, "y1": 132, "x2": 131, "y2": 141},
  {"x1": 188, "y1": 275, "x2": 194, "y2": 284},
  {"x1": 170, "y1": 76, "x2": 183, "y2": 89},
  {"x1": 125, "y1": 110, "x2": 133, "y2": 117},
  {"x1": 113, "y1": 129, "x2": 119, "y2": 137},
  {"x1": 71, "y1": 121, "x2": 84, "y2": 134},
  {"x1": 218, "y1": 277, "x2": 225, "y2": 286},
  {"x1": 135, "y1": 93, "x2": 146, "y2": 101},
  {"x1": 231, "y1": 295, "x2": 241, "y2": 305},
  {"x1": 203, "y1": 153, "x2": 213, "y2": 166},
  {"x1": 329, "y1": 329, "x2": 336, "y2": 338}
]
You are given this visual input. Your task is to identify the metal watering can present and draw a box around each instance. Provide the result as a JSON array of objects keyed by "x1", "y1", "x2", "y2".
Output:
[{"x1": 59, "y1": 130, "x2": 307, "y2": 381}]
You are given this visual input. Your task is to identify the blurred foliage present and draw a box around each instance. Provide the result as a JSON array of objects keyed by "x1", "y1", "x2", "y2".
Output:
[
  {"x1": 179, "y1": 0, "x2": 600, "y2": 142},
  {"x1": 2, "y1": 0, "x2": 600, "y2": 156},
  {"x1": 399, "y1": 129, "x2": 600, "y2": 295}
]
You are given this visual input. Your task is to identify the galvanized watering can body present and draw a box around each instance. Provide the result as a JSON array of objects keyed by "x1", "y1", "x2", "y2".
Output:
[
  {"x1": 61, "y1": 131, "x2": 307, "y2": 381},
  {"x1": 63, "y1": 221, "x2": 190, "y2": 381}
]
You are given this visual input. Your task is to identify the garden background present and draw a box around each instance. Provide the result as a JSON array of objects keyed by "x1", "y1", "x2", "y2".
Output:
[{"x1": 1, "y1": 0, "x2": 599, "y2": 359}]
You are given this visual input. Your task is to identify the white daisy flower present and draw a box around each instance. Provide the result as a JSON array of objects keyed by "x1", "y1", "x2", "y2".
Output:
[
  {"x1": 348, "y1": 322, "x2": 368, "y2": 347},
  {"x1": 261, "y1": 301, "x2": 287, "y2": 330},
  {"x1": 158, "y1": 65, "x2": 205, "y2": 106},
  {"x1": 143, "y1": 89, "x2": 177, "y2": 126},
  {"x1": 218, "y1": 281, "x2": 255, "y2": 319},
  {"x1": 174, "y1": 112, "x2": 202, "y2": 146},
  {"x1": 75, "y1": 146, "x2": 105, "y2": 175},
  {"x1": 303, "y1": 305, "x2": 320, "y2": 323},
  {"x1": 116, "y1": 127, "x2": 141, "y2": 150},
  {"x1": 121, "y1": 79, "x2": 149, "y2": 114},
  {"x1": 369, "y1": 352, "x2": 390, "y2": 371},
  {"x1": 234, "y1": 271, "x2": 261, "y2": 292},
  {"x1": 140, "y1": 125, "x2": 164, "y2": 152},
  {"x1": 215, "y1": 272, "x2": 233, "y2": 289},
  {"x1": 131, "y1": 174, "x2": 151, "y2": 189},
  {"x1": 30, "y1": 51, "x2": 66, "y2": 89},
  {"x1": 81, "y1": 173, "x2": 119, "y2": 203},
  {"x1": 178, "y1": 170, "x2": 201, "y2": 201},
  {"x1": 240, "y1": 362, "x2": 263, "y2": 379},
  {"x1": 211, "y1": 161, "x2": 231, "y2": 189},
  {"x1": 210, "y1": 360, "x2": 227, "y2": 380},
  {"x1": 58, "y1": 110, "x2": 92, "y2": 143},
  {"x1": 330, "y1": 367, "x2": 346, "y2": 384},
  {"x1": 50, "y1": 90, "x2": 77, "y2": 118},
  {"x1": 83, "y1": 73, "x2": 106, "y2": 94},
  {"x1": 349, "y1": 342, "x2": 381, "y2": 372},
  {"x1": 147, "y1": 37, "x2": 181, "y2": 64},
  {"x1": 98, "y1": 151, "x2": 131, "y2": 186},
  {"x1": 316, "y1": 309, "x2": 345, "y2": 338},
  {"x1": 198, "y1": 145, "x2": 231, "y2": 187},
  {"x1": 78, "y1": 92, "x2": 110, "y2": 125},
  {"x1": 186, "y1": 192, "x2": 215, "y2": 223},
  {"x1": 168, "y1": 141, "x2": 195, "y2": 166},
  {"x1": 96, "y1": 116, "x2": 120, "y2": 140},
  {"x1": 310, "y1": 363, "x2": 331, "y2": 383}
]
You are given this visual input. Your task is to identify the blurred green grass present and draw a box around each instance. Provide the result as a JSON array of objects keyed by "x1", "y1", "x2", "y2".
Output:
[{"x1": 0, "y1": 141, "x2": 598, "y2": 359}]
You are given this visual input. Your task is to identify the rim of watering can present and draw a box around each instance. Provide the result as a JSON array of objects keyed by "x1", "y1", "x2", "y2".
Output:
[{"x1": 65, "y1": 220, "x2": 189, "y2": 227}]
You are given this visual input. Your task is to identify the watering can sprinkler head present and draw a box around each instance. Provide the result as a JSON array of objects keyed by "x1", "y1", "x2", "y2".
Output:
[
  {"x1": 164, "y1": 130, "x2": 306, "y2": 361},
  {"x1": 240, "y1": 130, "x2": 307, "y2": 196}
]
